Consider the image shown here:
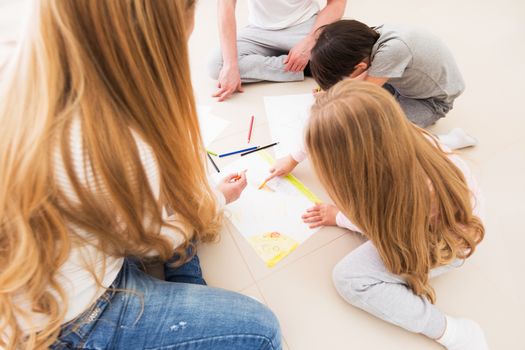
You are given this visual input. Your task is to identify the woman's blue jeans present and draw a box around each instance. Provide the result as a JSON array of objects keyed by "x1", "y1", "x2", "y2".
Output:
[{"x1": 52, "y1": 254, "x2": 282, "y2": 349}]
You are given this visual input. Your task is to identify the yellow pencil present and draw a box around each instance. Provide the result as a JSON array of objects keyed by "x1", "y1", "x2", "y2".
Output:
[{"x1": 258, "y1": 180, "x2": 268, "y2": 190}]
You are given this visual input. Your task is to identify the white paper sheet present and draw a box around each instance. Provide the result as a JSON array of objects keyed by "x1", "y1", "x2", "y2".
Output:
[
  {"x1": 264, "y1": 94, "x2": 315, "y2": 158},
  {"x1": 197, "y1": 105, "x2": 230, "y2": 147},
  {"x1": 212, "y1": 152, "x2": 320, "y2": 266}
]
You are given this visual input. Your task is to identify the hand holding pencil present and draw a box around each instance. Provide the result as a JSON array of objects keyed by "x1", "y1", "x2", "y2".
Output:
[{"x1": 217, "y1": 170, "x2": 248, "y2": 204}]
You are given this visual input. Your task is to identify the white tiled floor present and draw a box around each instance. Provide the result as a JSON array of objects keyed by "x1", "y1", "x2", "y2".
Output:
[
  {"x1": 2, "y1": 0, "x2": 521, "y2": 348},
  {"x1": 191, "y1": 1, "x2": 525, "y2": 349}
]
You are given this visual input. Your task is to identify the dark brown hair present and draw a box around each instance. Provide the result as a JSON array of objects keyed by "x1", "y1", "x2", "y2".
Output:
[{"x1": 310, "y1": 20, "x2": 380, "y2": 90}]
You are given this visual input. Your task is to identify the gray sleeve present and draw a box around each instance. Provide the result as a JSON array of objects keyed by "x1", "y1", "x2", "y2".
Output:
[{"x1": 368, "y1": 39, "x2": 413, "y2": 78}]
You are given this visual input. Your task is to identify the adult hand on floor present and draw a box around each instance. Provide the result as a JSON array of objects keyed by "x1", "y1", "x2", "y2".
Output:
[
  {"x1": 284, "y1": 36, "x2": 315, "y2": 72},
  {"x1": 301, "y1": 203, "x2": 338, "y2": 229},
  {"x1": 213, "y1": 65, "x2": 243, "y2": 102}
]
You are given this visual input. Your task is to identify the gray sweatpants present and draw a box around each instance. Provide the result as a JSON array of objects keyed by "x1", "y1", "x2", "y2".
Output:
[
  {"x1": 383, "y1": 83, "x2": 455, "y2": 128},
  {"x1": 333, "y1": 240, "x2": 463, "y2": 339},
  {"x1": 209, "y1": 16, "x2": 317, "y2": 83}
]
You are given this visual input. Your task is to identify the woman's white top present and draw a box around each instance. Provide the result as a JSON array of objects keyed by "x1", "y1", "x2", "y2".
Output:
[
  {"x1": 247, "y1": 0, "x2": 319, "y2": 30},
  {"x1": 17, "y1": 118, "x2": 223, "y2": 334}
]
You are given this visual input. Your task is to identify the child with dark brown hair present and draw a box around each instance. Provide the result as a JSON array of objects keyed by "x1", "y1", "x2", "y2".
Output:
[{"x1": 310, "y1": 19, "x2": 477, "y2": 150}]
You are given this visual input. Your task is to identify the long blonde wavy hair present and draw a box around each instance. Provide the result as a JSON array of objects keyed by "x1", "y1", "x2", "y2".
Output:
[
  {"x1": 306, "y1": 80, "x2": 484, "y2": 303},
  {"x1": 0, "y1": 0, "x2": 223, "y2": 348}
]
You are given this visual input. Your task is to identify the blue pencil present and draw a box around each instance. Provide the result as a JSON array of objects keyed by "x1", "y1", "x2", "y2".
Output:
[{"x1": 219, "y1": 146, "x2": 258, "y2": 158}]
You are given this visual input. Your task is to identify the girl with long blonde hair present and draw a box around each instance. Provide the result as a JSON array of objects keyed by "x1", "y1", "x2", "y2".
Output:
[
  {"x1": 301, "y1": 80, "x2": 487, "y2": 349},
  {"x1": 0, "y1": 1, "x2": 281, "y2": 349}
]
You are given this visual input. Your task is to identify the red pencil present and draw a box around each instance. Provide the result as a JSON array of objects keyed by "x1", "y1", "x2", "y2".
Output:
[{"x1": 247, "y1": 115, "x2": 254, "y2": 143}]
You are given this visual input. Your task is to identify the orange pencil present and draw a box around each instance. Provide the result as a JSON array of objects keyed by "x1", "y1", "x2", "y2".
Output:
[{"x1": 230, "y1": 170, "x2": 247, "y2": 183}]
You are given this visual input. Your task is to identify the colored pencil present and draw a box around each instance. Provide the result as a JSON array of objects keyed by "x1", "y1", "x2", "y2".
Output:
[
  {"x1": 207, "y1": 153, "x2": 220, "y2": 173},
  {"x1": 206, "y1": 149, "x2": 218, "y2": 156},
  {"x1": 240, "y1": 142, "x2": 279, "y2": 156},
  {"x1": 230, "y1": 169, "x2": 247, "y2": 182},
  {"x1": 247, "y1": 115, "x2": 255, "y2": 143},
  {"x1": 219, "y1": 146, "x2": 258, "y2": 158},
  {"x1": 258, "y1": 180, "x2": 269, "y2": 190}
]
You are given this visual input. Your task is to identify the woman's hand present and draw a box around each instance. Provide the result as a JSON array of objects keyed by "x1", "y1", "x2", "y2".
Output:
[
  {"x1": 217, "y1": 171, "x2": 247, "y2": 204},
  {"x1": 301, "y1": 203, "x2": 339, "y2": 229},
  {"x1": 264, "y1": 155, "x2": 299, "y2": 183}
]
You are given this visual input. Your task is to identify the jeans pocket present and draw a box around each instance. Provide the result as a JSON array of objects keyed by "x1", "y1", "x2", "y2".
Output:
[
  {"x1": 51, "y1": 293, "x2": 111, "y2": 349},
  {"x1": 52, "y1": 268, "x2": 124, "y2": 349}
]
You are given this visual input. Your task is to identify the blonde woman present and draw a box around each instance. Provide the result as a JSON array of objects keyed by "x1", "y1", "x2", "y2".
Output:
[
  {"x1": 0, "y1": 1, "x2": 281, "y2": 349},
  {"x1": 301, "y1": 80, "x2": 487, "y2": 349}
]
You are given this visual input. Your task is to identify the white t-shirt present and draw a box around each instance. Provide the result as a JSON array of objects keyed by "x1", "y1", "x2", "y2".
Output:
[{"x1": 247, "y1": 0, "x2": 319, "y2": 30}]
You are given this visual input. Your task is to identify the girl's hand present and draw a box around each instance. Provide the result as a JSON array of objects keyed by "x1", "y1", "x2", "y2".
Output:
[
  {"x1": 301, "y1": 203, "x2": 339, "y2": 229},
  {"x1": 264, "y1": 155, "x2": 298, "y2": 183},
  {"x1": 217, "y1": 171, "x2": 247, "y2": 204}
]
